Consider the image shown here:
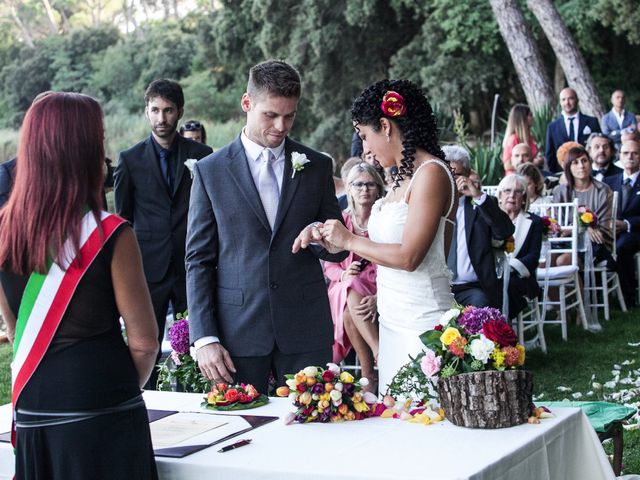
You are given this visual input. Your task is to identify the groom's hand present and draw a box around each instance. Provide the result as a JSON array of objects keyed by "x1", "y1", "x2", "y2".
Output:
[
  {"x1": 196, "y1": 343, "x2": 236, "y2": 383},
  {"x1": 292, "y1": 223, "x2": 325, "y2": 253}
]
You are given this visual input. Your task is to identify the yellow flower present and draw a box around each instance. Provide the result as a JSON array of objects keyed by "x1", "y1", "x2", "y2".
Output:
[
  {"x1": 441, "y1": 327, "x2": 461, "y2": 346},
  {"x1": 516, "y1": 344, "x2": 526, "y2": 366},
  {"x1": 294, "y1": 372, "x2": 307, "y2": 383},
  {"x1": 324, "y1": 382, "x2": 334, "y2": 393},
  {"x1": 299, "y1": 391, "x2": 312, "y2": 405},
  {"x1": 491, "y1": 347, "x2": 506, "y2": 369},
  {"x1": 581, "y1": 212, "x2": 594, "y2": 224},
  {"x1": 319, "y1": 393, "x2": 330, "y2": 402},
  {"x1": 339, "y1": 371, "x2": 355, "y2": 383},
  {"x1": 353, "y1": 401, "x2": 370, "y2": 413}
]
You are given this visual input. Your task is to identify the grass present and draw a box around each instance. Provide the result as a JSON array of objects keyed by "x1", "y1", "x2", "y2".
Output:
[{"x1": 0, "y1": 308, "x2": 638, "y2": 473}]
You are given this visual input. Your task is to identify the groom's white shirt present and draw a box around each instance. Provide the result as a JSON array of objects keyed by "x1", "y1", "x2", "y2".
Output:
[{"x1": 194, "y1": 129, "x2": 286, "y2": 351}]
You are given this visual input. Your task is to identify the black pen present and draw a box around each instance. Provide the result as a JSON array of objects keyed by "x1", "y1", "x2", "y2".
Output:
[{"x1": 218, "y1": 439, "x2": 252, "y2": 453}]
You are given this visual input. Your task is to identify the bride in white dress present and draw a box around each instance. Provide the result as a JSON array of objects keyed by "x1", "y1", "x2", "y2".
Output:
[{"x1": 319, "y1": 80, "x2": 457, "y2": 393}]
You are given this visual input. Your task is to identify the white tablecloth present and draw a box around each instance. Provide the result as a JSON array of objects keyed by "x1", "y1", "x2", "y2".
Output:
[{"x1": 0, "y1": 391, "x2": 615, "y2": 480}]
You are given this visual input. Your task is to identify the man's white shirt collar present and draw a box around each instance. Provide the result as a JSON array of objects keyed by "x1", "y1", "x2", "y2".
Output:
[
  {"x1": 624, "y1": 170, "x2": 639, "y2": 185},
  {"x1": 240, "y1": 129, "x2": 286, "y2": 162}
]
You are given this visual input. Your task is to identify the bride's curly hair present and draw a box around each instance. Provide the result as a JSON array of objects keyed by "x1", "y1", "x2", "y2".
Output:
[{"x1": 351, "y1": 79, "x2": 445, "y2": 190}]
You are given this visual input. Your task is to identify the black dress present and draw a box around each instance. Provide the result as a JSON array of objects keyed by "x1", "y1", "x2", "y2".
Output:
[{"x1": 1, "y1": 224, "x2": 158, "y2": 479}]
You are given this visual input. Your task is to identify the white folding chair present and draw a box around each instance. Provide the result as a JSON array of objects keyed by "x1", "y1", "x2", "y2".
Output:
[
  {"x1": 529, "y1": 199, "x2": 588, "y2": 340},
  {"x1": 583, "y1": 191, "x2": 627, "y2": 320},
  {"x1": 481, "y1": 185, "x2": 499, "y2": 197}
]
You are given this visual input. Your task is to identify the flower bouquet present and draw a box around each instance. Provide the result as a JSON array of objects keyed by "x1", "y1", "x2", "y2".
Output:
[
  {"x1": 276, "y1": 364, "x2": 378, "y2": 423},
  {"x1": 156, "y1": 313, "x2": 210, "y2": 393},
  {"x1": 577, "y1": 205, "x2": 597, "y2": 228},
  {"x1": 540, "y1": 215, "x2": 561, "y2": 239},
  {"x1": 389, "y1": 305, "x2": 533, "y2": 428},
  {"x1": 202, "y1": 382, "x2": 269, "y2": 411}
]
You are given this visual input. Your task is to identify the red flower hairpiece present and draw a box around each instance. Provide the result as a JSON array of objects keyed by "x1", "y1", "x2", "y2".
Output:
[{"x1": 381, "y1": 91, "x2": 406, "y2": 117}]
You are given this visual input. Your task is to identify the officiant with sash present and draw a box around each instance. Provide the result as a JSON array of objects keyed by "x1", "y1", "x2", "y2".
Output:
[
  {"x1": 186, "y1": 60, "x2": 347, "y2": 394},
  {"x1": 0, "y1": 92, "x2": 159, "y2": 479}
]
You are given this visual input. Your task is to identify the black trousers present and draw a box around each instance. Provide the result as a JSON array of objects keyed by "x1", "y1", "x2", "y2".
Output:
[{"x1": 231, "y1": 344, "x2": 333, "y2": 394}]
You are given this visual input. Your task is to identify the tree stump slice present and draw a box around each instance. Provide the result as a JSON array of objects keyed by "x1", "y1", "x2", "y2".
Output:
[{"x1": 437, "y1": 370, "x2": 533, "y2": 429}]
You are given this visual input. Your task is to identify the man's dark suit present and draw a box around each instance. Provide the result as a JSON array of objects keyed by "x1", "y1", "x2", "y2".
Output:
[
  {"x1": 545, "y1": 114, "x2": 601, "y2": 173},
  {"x1": 452, "y1": 195, "x2": 515, "y2": 309},
  {"x1": 604, "y1": 173, "x2": 640, "y2": 306},
  {"x1": 593, "y1": 162, "x2": 622, "y2": 181},
  {"x1": 186, "y1": 136, "x2": 346, "y2": 392},
  {"x1": 0, "y1": 158, "x2": 16, "y2": 207},
  {"x1": 115, "y1": 134, "x2": 212, "y2": 345},
  {"x1": 508, "y1": 213, "x2": 543, "y2": 318}
]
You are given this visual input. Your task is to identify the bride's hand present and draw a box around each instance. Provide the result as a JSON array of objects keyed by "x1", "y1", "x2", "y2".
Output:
[{"x1": 320, "y1": 220, "x2": 353, "y2": 250}]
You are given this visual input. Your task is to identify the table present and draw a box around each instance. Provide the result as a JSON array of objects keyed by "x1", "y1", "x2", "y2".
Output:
[{"x1": 0, "y1": 391, "x2": 615, "y2": 480}]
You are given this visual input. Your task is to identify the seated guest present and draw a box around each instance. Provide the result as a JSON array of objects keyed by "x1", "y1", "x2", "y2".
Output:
[
  {"x1": 517, "y1": 162, "x2": 546, "y2": 205},
  {"x1": 443, "y1": 145, "x2": 515, "y2": 309},
  {"x1": 179, "y1": 119, "x2": 207, "y2": 144},
  {"x1": 551, "y1": 140, "x2": 583, "y2": 188},
  {"x1": 0, "y1": 92, "x2": 159, "y2": 479},
  {"x1": 496, "y1": 175, "x2": 543, "y2": 319},
  {"x1": 601, "y1": 90, "x2": 637, "y2": 150},
  {"x1": 323, "y1": 163, "x2": 383, "y2": 390},
  {"x1": 553, "y1": 146, "x2": 614, "y2": 268},
  {"x1": 587, "y1": 132, "x2": 621, "y2": 182},
  {"x1": 604, "y1": 140, "x2": 640, "y2": 307},
  {"x1": 337, "y1": 156, "x2": 362, "y2": 210},
  {"x1": 502, "y1": 104, "x2": 538, "y2": 175},
  {"x1": 511, "y1": 143, "x2": 532, "y2": 171},
  {"x1": 0, "y1": 158, "x2": 16, "y2": 208}
]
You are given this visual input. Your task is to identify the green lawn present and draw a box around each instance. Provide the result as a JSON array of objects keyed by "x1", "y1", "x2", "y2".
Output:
[{"x1": 0, "y1": 308, "x2": 638, "y2": 473}]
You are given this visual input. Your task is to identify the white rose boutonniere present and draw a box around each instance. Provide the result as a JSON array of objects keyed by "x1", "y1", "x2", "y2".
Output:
[
  {"x1": 184, "y1": 159, "x2": 197, "y2": 178},
  {"x1": 291, "y1": 152, "x2": 310, "y2": 178}
]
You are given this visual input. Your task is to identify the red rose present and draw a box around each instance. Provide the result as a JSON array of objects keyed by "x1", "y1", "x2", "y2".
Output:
[
  {"x1": 237, "y1": 393, "x2": 251, "y2": 403},
  {"x1": 296, "y1": 383, "x2": 307, "y2": 393},
  {"x1": 322, "y1": 370, "x2": 335, "y2": 382},
  {"x1": 224, "y1": 388, "x2": 239, "y2": 402},
  {"x1": 482, "y1": 320, "x2": 517, "y2": 347},
  {"x1": 380, "y1": 91, "x2": 406, "y2": 117},
  {"x1": 434, "y1": 325, "x2": 443, "y2": 331}
]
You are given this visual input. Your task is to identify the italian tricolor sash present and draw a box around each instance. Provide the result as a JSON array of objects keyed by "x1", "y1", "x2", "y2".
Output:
[{"x1": 11, "y1": 211, "x2": 126, "y2": 446}]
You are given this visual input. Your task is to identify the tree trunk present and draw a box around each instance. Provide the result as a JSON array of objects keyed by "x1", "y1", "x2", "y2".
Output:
[
  {"x1": 553, "y1": 58, "x2": 565, "y2": 95},
  {"x1": 9, "y1": 1, "x2": 35, "y2": 49},
  {"x1": 526, "y1": 0, "x2": 605, "y2": 118},
  {"x1": 489, "y1": 0, "x2": 554, "y2": 112},
  {"x1": 437, "y1": 370, "x2": 533, "y2": 429},
  {"x1": 41, "y1": 0, "x2": 59, "y2": 34}
]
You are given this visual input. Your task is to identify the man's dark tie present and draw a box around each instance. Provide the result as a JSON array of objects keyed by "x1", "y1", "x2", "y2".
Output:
[
  {"x1": 621, "y1": 178, "x2": 632, "y2": 211},
  {"x1": 159, "y1": 148, "x2": 173, "y2": 192},
  {"x1": 568, "y1": 116, "x2": 575, "y2": 141}
]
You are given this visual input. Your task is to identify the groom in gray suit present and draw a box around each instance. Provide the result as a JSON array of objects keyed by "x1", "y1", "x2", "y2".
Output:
[{"x1": 186, "y1": 60, "x2": 347, "y2": 393}]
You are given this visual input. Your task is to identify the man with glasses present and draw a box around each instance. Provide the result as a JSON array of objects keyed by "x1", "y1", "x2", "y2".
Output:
[
  {"x1": 115, "y1": 79, "x2": 212, "y2": 388},
  {"x1": 442, "y1": 145, "x2": 514, "y2": 309}
]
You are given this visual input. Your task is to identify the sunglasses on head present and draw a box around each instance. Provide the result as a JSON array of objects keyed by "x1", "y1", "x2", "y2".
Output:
[{"x1": 183, "y1": 121, "x2": 202, "y2": 131}]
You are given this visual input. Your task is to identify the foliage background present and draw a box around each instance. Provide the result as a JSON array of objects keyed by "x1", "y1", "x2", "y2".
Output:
[{"x1": 0, "y1": 0, "x2": 639, "y2": 163}]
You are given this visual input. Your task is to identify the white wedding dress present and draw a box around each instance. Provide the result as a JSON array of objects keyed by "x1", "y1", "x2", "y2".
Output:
[{"x1": 368, "y1": 160, "x2": 456, "y2": 394}]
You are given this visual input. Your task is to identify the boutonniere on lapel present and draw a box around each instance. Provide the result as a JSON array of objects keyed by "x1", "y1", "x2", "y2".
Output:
[
  {"x1": 291, "y1": 152, "x2": 310, "y2": 178},
  {"x1": 184, "y1": 159, "x2": 197, "y2": 178}
]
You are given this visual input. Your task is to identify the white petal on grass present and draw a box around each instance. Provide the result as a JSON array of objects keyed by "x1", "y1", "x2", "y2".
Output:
[
  {"x1": 628, "y1": 342, "x2": 640, "y2": 347},
  {"x1": 613, "y1": 364, "x2": 622, "y2": 370},
  {"x1": 604, "y1": 381, "x2": 617, "y2": 389},
  {"x1": 571, "y1": 392, "x2": 583, "y2": 399},
  {"x1": 586, "y1": 391, "x2": 594, "y2": 396},
  {"x1": 556, "y1": 386, "x2": 572, "y2": 392},
  {"x1": 621, "y1": 360, "x2": 635, "y2": 365}
]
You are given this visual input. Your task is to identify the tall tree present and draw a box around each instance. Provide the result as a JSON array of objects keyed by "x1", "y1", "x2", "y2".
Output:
[
  {"x1": 489, "y1": 0, "x2": 554, "y2": 112},
  {"x1": 526, "y1": 0, "x2": 605, "y2": 117}
]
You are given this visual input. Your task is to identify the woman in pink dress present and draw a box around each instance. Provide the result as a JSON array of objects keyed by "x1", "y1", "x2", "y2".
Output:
[
  {"x1": 502, "y1": 104, "x2": 539, "y2": 174},
  {"x1": 323, "y1": 162, "x2": 384, "y2": 387}
]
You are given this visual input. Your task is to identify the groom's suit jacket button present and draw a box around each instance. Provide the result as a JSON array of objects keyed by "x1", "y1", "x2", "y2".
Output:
[{"x1": 270, "y1": 282, "x2": 279, "y2": 289}]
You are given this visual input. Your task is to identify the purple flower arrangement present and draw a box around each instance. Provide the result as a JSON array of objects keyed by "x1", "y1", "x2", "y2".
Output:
[{"x1": 457, "y1": 306, "x2": 506, "y2": 335}]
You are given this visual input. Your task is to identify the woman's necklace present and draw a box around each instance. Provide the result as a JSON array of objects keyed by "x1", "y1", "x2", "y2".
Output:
[{"x1": 352, "y1": 214, "x2": 368, "y2": 233}]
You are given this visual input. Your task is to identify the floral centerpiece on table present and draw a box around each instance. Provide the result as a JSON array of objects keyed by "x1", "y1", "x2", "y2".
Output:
[
  {"x1": 577, "y1": 205, "x2": 597, "y2": 228},
  {"x1": 202, "y1": 382, "x2": 268, "y2": 411},
  {"x1": 156, "y1": 312, "x2": 210, "y2": 393},
  {"x1": 276, "y1": 363, "x2": 378, "y2": 423},
  {"x1": 540, "y1": 216, "x2": 561, "y2": 239},
  {"x1": 388, "y1": 305, "x2": 525, "y2": 404}
]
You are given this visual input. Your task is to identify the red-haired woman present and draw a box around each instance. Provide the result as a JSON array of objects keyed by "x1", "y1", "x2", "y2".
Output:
[{"x1": 0, "y1": 92, "x2": 159, "y2": 479}]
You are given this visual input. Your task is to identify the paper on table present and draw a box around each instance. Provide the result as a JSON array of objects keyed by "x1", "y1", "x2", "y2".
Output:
[
  {"x1": 150, "y1": 412, "x2": 252, "y2": 448},
  {"x1": 150, "y1": 413, "x2": 227, "y2": 447}
]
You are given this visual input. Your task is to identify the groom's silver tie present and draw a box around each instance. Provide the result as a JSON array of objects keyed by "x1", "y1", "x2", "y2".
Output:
[{"x1": 258, "y1": 149, "x2": 280, "y2": 229}]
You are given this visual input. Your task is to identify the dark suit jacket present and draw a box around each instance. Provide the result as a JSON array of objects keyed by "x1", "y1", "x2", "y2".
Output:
[
  {"x1": 462, "y1": 195, "x2": 515, "y2": 308},
  {"x1": 114, "y1": 135, "x2": 212, "y2": 283},
  {"x1": 0, "y1": 158, "x2": 16, "y2": 208},
  {"x1": 545, "y1": 113, "x2": 601, "y2": 173},
  {"x1": 186, "y1": 136, "x2": 347, "y2": 357},
  {"x1": 605, "y1": 173, "x2": 640, "y2": 232},
  {"x1": 593, "y1": 162, "x2": 622, "y2": 180},
  {"x1": 508, "y1": 212, "x2": 543, "y2": 315}
]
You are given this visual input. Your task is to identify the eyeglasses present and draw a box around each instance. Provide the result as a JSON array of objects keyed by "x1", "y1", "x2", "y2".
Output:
[
  {"x1": 501, "y1": 188, "x2": 525, "y2": 196},
  {"x1": 183, "y1": 121, "x2": 202, "y2": 131},
  {"x1": 350, "y1": 181, "x2": 378, "y2": 191}
]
